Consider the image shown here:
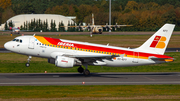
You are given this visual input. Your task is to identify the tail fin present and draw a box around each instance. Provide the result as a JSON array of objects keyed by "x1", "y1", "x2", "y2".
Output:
[
  {"x1": 137, "y1": 24, "x2": 175, "y2": 55},
  {"x1": 92, "y1": 13, "x2": 94, "y2": 25}
]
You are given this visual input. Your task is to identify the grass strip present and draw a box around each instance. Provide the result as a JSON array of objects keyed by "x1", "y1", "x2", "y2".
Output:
[
  {"x1": 0, "y1": 85, "x2": 179, "y2": 100},
  {"x1": 0, "y1": 52, "x2": 180, "y2": 73}
]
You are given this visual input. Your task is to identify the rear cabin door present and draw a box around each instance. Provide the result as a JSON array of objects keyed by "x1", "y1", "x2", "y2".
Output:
[{"x1": 133, "y1": 52, "x2": 139, "y2": 63}]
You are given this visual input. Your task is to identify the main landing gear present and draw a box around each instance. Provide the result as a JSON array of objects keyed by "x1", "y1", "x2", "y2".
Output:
[
  {"x1": 25, "y1": 56, "x2": 32, "y2": 67},
  {"x1": 77, "y1": 64, "x2": 90, "y2": 76}
]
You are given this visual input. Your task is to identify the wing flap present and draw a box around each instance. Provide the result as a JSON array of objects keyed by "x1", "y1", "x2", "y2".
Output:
[{"x1": 63, "y1": 54, "x2": 119, "y2": 58}]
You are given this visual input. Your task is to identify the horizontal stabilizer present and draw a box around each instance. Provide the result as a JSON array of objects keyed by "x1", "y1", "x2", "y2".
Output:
[{"x1": 148, "y1": 56, "x2": 174, "y2": 62}]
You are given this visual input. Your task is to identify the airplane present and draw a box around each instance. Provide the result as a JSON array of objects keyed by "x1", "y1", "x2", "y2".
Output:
[
  {"x1": 1, "y1": 27, "x2": 20, "y2": 34},
  {"x1": 66, "y1": 14, "x2": 132, "y2": 34},
  {"x1": 4, "y1": 24, "x2": 175, "y2": 76},
  {"x1": 10, "y1": 27, "x2": 20, "y2": 34}
]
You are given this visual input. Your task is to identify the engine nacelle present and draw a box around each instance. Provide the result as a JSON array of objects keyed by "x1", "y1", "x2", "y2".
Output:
[{"x1": 55, "y1": 56, "x2": 75, "y2": 68}]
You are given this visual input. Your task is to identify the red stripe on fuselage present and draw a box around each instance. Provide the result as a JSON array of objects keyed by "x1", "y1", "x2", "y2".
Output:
[
  {"x1": 74, "y1": 43, "x2": 171, "y2": 58},
  {"x1": 43, "y1": 37, "x2": 172, "y2": 59},
  {"x1": 44, "y1": 37, "x2": 61, "y2": 45}
]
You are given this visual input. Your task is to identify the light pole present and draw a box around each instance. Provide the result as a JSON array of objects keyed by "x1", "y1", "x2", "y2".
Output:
[{"x1": 109, "y1": 0, "x2": 111, "y2": 32}]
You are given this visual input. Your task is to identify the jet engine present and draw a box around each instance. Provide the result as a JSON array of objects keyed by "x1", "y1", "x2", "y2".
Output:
[{"x1": 55, "y1": 56, "x2": 75, "y2": 68}]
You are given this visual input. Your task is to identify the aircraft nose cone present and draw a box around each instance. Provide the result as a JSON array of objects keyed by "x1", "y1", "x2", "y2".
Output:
[
  {"x1": 4, "y1": 42, "x2": 7, "y2": 49},
  {"x1": 4, "y1": 42, "x2": 11, "y2": 50}
]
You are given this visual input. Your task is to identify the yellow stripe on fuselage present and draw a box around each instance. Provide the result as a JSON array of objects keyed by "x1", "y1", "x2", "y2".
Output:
[
  {"x1": 35, "y1": 36, "x2": 52, "y2": 45},
  {"x1": 34, "y1": 36, "x2": 152, "y2": 60}
]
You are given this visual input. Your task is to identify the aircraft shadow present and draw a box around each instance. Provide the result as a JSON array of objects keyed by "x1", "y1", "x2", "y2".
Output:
[{"x1": 6, "y1": 72, "x2": 178, "y2": 79}]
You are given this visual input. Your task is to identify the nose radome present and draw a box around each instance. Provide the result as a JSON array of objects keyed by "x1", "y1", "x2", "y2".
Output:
[
  {"x1": 4, "y1": 42, "x2": 11, "y2": 50},
  {"x1": 4, "y1": 42, "x2": 7, "y2": 49}
]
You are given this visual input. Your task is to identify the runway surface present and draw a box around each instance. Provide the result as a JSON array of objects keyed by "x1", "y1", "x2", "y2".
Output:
[
  {"x1": 0, "y1": 72, "x2": 180, "y2": 86},
  {"x1": 2, "y1": 31, "x2": 180, "y2": 35}
]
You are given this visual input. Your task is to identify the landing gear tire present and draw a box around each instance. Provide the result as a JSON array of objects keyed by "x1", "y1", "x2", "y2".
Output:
[
  {"x1": 26, "y1": 56, "x2": 32, "y2": 67},
  {"x1": 78, "y1": 66, "x2": 84, "y2": 73},
  {"x1": 83, "y1": 69, "x2": 90, "y2": 76},
  {"x1": 25, "y1": 63, "x2": 30, "y2": 67}
]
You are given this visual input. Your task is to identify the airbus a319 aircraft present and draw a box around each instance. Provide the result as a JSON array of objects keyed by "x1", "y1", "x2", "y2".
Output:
[{"x1": 4, "y1": 24, "x2": 175, "y2": 76}]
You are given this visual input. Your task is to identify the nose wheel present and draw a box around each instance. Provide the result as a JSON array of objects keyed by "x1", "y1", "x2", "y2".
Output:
[
  {"x1": 25, "y1": 63, "x2": 30, "y2": 67},
  {"x1": 25, "y1": 56, "x2": 32, "y2": 67}
]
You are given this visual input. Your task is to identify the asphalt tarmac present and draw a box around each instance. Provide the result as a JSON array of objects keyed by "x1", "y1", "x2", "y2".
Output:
[
  {"x1": 1, "y1": 31, "x2": 180, "y2": 35},
  {"x1": 0, "y1": 72, "x2": 180, "y2": 86}
]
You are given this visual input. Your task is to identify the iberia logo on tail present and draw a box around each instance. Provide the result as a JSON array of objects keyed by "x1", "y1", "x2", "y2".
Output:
[{"x1": 150, "y1": 36, "x2": 166, "y2": 49}]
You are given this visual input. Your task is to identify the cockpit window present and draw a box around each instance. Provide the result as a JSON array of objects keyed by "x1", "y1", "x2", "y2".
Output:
[
  {"x1": 12, "y1": 39, "x2": 22, "y2": 43},
  {"x1": 16, "y1": 39, "x2": 19, "y2": 42}
]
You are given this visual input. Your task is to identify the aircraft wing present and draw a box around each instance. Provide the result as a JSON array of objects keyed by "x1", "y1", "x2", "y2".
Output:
[
  {"x1": 61, "y1": 26, "x2": 77, "y2": 27},
  {"x1": 63, "y1": 54, "x2": 119, "y2": 58},
  {"x1": 50, "y1": 52, "x2": 119, "y2": 59},
  {"x1": 0, "y1": 30, "x2": 11, "y2": 32},
  {"x1": 100, "y1": 24, "x2": 133, "y2": 27},
  {"x1": 112, "y1": 25, "x2": 133, "y2": 27},
  {"x1": 20, "y1": 30, "x2": 34, "y2": 32}
]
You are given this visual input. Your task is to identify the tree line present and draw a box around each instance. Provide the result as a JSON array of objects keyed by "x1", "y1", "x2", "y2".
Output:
[
  {"x1": 1, "y1": 0, "x2": 180, "y2": 31},
  {"x1": 4, "y1": 19, "x2": 84, "y2": 32}
]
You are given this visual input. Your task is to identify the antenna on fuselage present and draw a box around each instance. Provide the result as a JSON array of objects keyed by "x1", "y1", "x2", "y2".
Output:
[{"x1": 107, "y1": 43, "x2": 109, "y2": 46}]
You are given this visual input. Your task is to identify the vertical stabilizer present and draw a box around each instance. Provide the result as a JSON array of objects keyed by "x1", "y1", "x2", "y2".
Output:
[
  {"x1": 137, "y1": 24, "x2": 175, "y2": 55},
  {"x1": 92, "y1": 13, "x2": 94, "y2": 25}
]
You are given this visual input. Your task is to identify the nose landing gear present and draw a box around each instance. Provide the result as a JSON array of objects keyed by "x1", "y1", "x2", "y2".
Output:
[{"x1": 25, "y1": 56, "x2": 32, "y2": 67}]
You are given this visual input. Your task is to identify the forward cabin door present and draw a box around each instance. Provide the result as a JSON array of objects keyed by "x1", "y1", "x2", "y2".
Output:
[
  {"x1": 28, "y1": 38, "x2": 35, "y2": 49},
  {"x1": 133, "y1": 51, "x2": 139, "y2": 63}
]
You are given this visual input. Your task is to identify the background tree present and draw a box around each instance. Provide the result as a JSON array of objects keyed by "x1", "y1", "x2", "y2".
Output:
[
  {"x1": 2, "y1": 8, "x2": 15, "y2": 23},
  {"x1": 50, "y1": 19, "x2": 56, "y2": 32},
  {"x1": 60, "y1": 21, "x2": 65, "y2": 32},
  {"x1": 4, "y1": 21, "x2": 8, "y2": 30},
  {"x1": 0, "y1": 0, "x2": 11, "y2": 9},
  {"x1": 3, "y1": 0, "x2": 180, "y2": 31},
  {"x1": 67, "y1": 21, "x2": 71, "y2": 32},
  {"x1": 8, "y1": 20, "x2": 13, "y2": 28}
]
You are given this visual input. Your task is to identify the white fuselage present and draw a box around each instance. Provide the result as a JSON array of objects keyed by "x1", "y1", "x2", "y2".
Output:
[{"x1": 4, "y1": 35, "x2": 166, "y2": 67}]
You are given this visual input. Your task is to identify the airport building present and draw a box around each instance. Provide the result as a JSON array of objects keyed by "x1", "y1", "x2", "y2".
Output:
[{"x1": 0, "y1": 14, "x2": 76, "y2": 30}]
